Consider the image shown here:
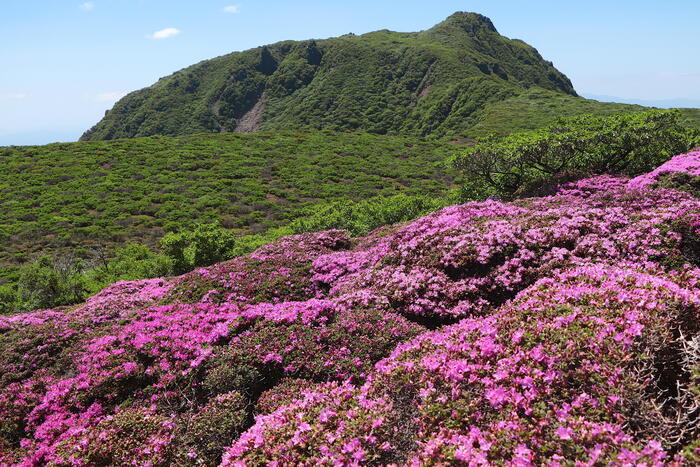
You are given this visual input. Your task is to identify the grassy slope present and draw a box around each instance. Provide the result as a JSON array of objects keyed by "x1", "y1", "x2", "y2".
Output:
[
  {"x1": 0, "y1": 131, "x2": 461, "y2": 271},
  {"x1": 465, "y1": 88, "x2": 647, "y2": 138}
]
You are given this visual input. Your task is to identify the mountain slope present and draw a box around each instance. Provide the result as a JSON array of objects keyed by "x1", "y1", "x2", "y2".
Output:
[
  {"x1": 81, "y1": 12, "x2": 577, "y2": 141},
  {"x1": 2, "y1": 151, "x2": 700, "y2": 464},
  {"x1": 0, "y1": 131, "x2": 460, "y2": 271}
]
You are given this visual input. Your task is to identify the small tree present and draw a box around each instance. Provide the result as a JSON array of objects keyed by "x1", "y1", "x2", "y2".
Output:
[
  {"x1": 87, "y1": 243, "x2": 174, "y2": 289},
  {"x1": 161, "y1": 223, "x2": 237, "y2": 275},
  {"x1": 453, "y1": 110, "x2": 699, "y2": 199},
  {"x1": 16, "y1": 255, "x2": 88, "y2": 311}
]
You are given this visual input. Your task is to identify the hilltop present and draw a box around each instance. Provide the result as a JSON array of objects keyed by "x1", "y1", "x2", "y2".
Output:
[
  {"x1": 2, "y1": 150, "x2": 700, "y2": 464},
  {"x1": 81, "y1": 12, "x2": 592, "y2": 141}
]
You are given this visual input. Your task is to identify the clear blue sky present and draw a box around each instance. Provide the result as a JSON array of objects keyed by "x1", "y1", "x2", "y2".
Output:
[{"x1": 1, "y1": 0, "x2": 698, "y2": 145}]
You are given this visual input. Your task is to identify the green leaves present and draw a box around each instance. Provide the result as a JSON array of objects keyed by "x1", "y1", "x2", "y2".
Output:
[
  {"x1": 161, "y1": 223, "x2": 237, "y2": 275},
  {"x1": 289, "y1": 194, "x2": 450, "y2": 237},
  {"x1": 14, "y1": 256, "x2": 88, "y2": 311},
  {"x1": 454, "y1": 110, "x2": 700, "y2": 199}
]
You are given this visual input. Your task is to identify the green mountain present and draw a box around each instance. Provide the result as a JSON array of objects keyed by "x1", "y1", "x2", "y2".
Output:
[{"x1": 81, "y1": 12, "x2": 580, "y2": 141}]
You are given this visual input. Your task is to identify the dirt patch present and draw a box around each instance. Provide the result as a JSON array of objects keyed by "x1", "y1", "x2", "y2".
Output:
[{"x1": 235, "y1": 92, "x2": 266, "y2": 133}]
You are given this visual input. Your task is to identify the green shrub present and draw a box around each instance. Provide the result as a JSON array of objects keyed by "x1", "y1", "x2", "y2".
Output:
[
  {"x1": 290, "y1": 194, "x2": 449, "y2": 237},
  {"x1": 0, "y1": 285, "x2": 16, "y2": 314},
  {"x1": 454, "y1": 110, "x2": 700, "y2": 199},
  {"x1": 15, "y1": 256, "x2": 88, "y2": 311},
  {"x1": 160, "y1": 223, "x2": 237, "y2": 275},
  {"x1": 86, "y1": 243, "x2": 174, "y2": 291}
]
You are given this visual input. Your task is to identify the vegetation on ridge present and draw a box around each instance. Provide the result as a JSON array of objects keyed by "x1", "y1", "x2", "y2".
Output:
[
  {"x1": 81, "y1": 12, "x2": 578, "y2": 141},
  {"x1": 455, "y1": 110, "x2": 700, "y2": 199}
]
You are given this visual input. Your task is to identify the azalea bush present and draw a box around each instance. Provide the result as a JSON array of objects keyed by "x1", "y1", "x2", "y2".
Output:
[{"x1": 3, "y1": 150, "x2": 700, "y2": 464}]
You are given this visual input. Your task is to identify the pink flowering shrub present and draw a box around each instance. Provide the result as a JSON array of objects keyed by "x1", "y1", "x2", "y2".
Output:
[
  {"x1": 228, "y1": 265, "x2": 700, "y2": 464},
  {"x1": 166, "y1": 230, "x2": 350, "y2": 305},
  {"x1": 313, "y1": 182, "x2": 700, "y2": 321},
  {"x1": 5, "y1": 151, "x2": 700, "y2": 464},
  {"x1": 51, "y1": 406, "x2": 176, "y2": 466},
  {"x1": 221, "y1": 381, "x2": 410, "y2": 466},
  {"x1": 255, "y1": 378, "x2": 320, "y2": 415},
  {"x1": 628, "y1": 149, "x2": 700, "y2": 189},
  {"x1": 201, "y1": 299, "x2": 422, "y2": 408}
]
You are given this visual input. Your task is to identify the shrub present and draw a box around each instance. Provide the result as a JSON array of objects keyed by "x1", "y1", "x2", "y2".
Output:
[
  {"x1": 86, "y1": 243, "x2": 173, "y2": 289},
  {"x1": 161, "y1": 223, "x2": 237, "y2": 274},
  {"x1": 454, "y1": 110, "x2": 699, "y2": 199},
  {"x1": 0, "y1": 284, "x2": 16, "y2": 314},
  {"x1": 174, "y1": 391, "x2": 249, "y2": 466},
  {"x1": 290, "y1": 194, "x2": 449, "y2": 236},
  {"x1": 228, "y1": 265, "x2": 700, "y2": 464},
  {"x1": 255, "y1": 378, "x2": 319, "y2": 415},
  {"x1": 52, "y1": 407, "x2": 176, "y2": 466},
  {"x1": 15, "y1": 255, "x2": 88, "y2": 311}
]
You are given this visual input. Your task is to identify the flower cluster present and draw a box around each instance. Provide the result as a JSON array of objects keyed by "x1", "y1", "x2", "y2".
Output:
[
  {"x1": 229, "y1": 264, "x2": 700, "y2": 464},
  {"x1": 313, "y1": 178, "x2": 700, "y2": 321},
  {"x1": 166, "y1": 230, "x2": 350, "y2": 305},
  {"x1": 4, "y1": 151, "x2": 700, "y2": 465},
  {"x1": 628, "y1": 149, "x2": 700, "y2": 189}
]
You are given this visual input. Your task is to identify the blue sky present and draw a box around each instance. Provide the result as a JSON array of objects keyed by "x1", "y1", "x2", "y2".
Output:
[{"x1": 1, "y1": 0, "x2": 699, "y2": 146}]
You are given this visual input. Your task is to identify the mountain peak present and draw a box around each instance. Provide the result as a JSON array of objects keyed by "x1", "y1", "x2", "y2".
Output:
[{"x1": 433, "y1": 11, "x2": 498, "y2": 34}]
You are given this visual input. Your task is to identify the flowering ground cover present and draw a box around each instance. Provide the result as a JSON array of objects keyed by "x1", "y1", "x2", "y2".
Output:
[{"x1": 3, "y1": 151, "x2": 700, "y2": 465}]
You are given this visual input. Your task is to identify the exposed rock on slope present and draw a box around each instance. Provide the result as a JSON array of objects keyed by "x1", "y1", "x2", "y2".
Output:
[{"x1": 3, "y1": 153, "x2": 700, "y2": 464}]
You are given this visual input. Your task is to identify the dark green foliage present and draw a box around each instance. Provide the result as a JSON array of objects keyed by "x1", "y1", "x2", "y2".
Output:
[
  {"x1": 161, "y1": 223, "x2": 237, "y2": 274},
  {"x1": 174, "y1": 391, "x2": 249, "y2": 466},
  {"x1": 454, "y1": 110, "x2": 700, "y2": 199},
  {"x1": 81, "y1": 13, "x2": 578, "y2": 141},
  {"x1": 289, "y1": 193, "x2": 450, "y2": 237},
  {"x1": 15, "y1": 256, "x2": 88, "y2": 311}
]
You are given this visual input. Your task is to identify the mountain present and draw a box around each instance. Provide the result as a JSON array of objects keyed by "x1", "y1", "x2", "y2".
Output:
[
  {"x1": 81, "y1": 12, "x2": 579, "y2": 141},
  {"x1": 3, "y1": 150, "x2": 700, "y2": 464}
]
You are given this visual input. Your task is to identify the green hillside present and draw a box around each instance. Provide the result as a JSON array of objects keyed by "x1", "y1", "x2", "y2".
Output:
[
  {"x1": 462, "y1": 88, "x2": 645, "y2": 138},
  {"x1": 0, "y1": 131, "x2": 460, "y2": 271},
  {"x1": 81, "y1": 12, "x2": 577, "y2": 141}
]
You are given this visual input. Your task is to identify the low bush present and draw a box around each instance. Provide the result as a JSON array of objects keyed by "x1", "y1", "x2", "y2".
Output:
[
  {"x1": 290, "y1": 193, "x2": 450, "y2": 237},
  {"x1": 454, "y1": 110, "x2": 699, "y2": 199},
  {"x1": 161, "y1": 223, "x2": 237, "y2": 275}
]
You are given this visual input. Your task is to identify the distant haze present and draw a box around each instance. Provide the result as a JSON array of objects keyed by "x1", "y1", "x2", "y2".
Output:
[{"x1": 581, "y1": 94, "x2": 700, "y2": 110}]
